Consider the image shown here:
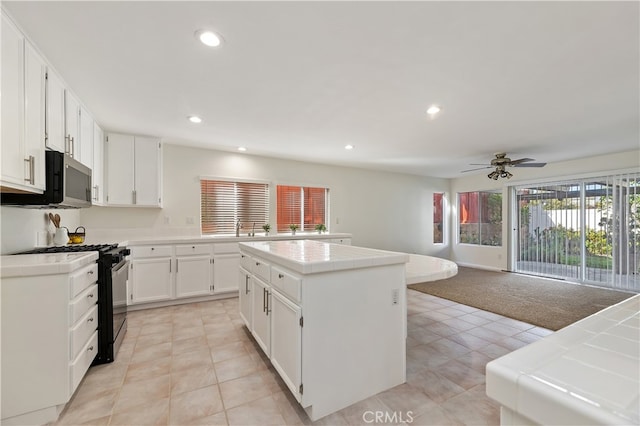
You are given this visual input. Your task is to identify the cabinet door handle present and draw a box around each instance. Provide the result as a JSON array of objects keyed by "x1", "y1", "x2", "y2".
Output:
[
  {"x1": 87, "y1": 293, "x2": 94, "y2": 298},
  {"x1": 132, "y1": 190, "x2": 137, "y2": 204},
  {"x1": 23, "y1": 156, "x2": 34, "y2": 184},
  {"x1": 256, "y1": 262, "x2": 260, "y2": 266},
  {"x1": 245, "y1": 275, "x2": 249, "y2": 294},
  {"x1": 88, "y1": 270, "x2": 94, "y2": 275},
  {"x1": 176, "y1": 259, "x2": 179, "y2": 273},
  {"x1": 70, "y1": 136, "x2": 75, "y2": 157},
  {"x1": 87, "y1": 346, "x2": 94, "y2": 352},
  {"x1": 65, "y1": 135, "x2": 70, "y2": 155},
  {"x1": 266, "y1": 291, "x2": 270, "y2": 315},
  {"x1": 263, "y1": 288, "x2": 266, "y2": 312},
  {"x1": 278, "y1": 273, "x2": 284, "y2": 279},
  {"x1": 87, "y1": 317, "x2": 94, "y2": 323},
  {"x1": 169, "y1": 259, "x2": 172, "y2": 273}
]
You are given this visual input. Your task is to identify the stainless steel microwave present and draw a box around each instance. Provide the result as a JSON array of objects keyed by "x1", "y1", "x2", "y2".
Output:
[{"x1": 1, "y1": 151, "x2": 92, "y2": 208}]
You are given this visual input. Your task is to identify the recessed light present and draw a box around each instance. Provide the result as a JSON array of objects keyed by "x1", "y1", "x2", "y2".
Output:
[
  {"x1": 188, "y1": 116, "x2": 202, "y2": 124},
  {"x1": 427, "y1": 105, "x2": 441, "y2": 115},
  {"x1": 345, "y1": 144, "x2": 354, "y2": 150},
  {"x1": 237, "y1": 147, "x2": 247, "y2": 152},
  {"x1": 195, "y1": 30, "x2": 223, "y2": 47}
]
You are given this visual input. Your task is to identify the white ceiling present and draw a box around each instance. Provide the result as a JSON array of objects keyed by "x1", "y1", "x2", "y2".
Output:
[{"x1": 4, "y1": 1, "x2": 639, "y2": 178}]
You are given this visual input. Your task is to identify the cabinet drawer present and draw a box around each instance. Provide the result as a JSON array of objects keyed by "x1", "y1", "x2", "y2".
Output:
[
  {"x1": 130, "y1": 245, "x2": 173, "y2": 258},
  {"x1": 213, "y1": 242, "x2": 239, "y2": 254},
  {"x1": 240, "y1": 253, "x2": 253, "y2": 271},
  {"x1": 70, "y1": 304, "x2": 98, "y2": 360},
  {"x1": 253, "y1": 258, "x2": 271, "y2": 281},
  {"x1": 271, "y1": 266, "x2": 301, "y2": 303},
  {"x1": 175, "y1": 244, "x2": 211, "y2": 256},
  {"x1": 70, "y1": 330, "x2": 98, "y2": 394},
  {"x1": 69, "y1": 283, "x2": 98, "y2": 325},
  {"x1": 69, "y1": 263, "x2": 98, "y2": 298}
]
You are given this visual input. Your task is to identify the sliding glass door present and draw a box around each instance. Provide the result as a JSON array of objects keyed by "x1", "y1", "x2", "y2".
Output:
[{"x1": 514, "y1": 172, "x2": 639, "y2": 292}]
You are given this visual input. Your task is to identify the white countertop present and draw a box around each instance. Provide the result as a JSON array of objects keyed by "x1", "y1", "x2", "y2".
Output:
[
  {"x1": 240, "y1": 239, "x2": 409, "y2": 274},
  {"x1": 91, "y1": 232, "x2": 352, "y2": 247},
  {"x1": 1, "y1": 252, "x2": 99, "y2": 278},
  {"x1": 486, "y1": 294, "x2": 640, "y2": 425},
  {"x1": 405, "y1": 254, "x2": 458, "y2": 284}
]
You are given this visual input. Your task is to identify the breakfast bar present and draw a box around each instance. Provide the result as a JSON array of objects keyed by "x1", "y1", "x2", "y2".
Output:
[{"x1": 238, "y1": 239, "x2": 409, "y2": 421}]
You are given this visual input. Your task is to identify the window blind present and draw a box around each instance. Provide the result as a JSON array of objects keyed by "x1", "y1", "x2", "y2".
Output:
[
  {"x1": 277, "y1": 185, "x2": 328, "y2": 232},
  {"x1": 201, "y1": 179, "x2": 268, "y2": 235}
]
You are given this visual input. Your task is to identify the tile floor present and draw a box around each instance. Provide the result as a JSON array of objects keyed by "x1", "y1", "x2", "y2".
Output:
[{"x1": 55, "y1": 290, "x2": 553, "y2": 425}]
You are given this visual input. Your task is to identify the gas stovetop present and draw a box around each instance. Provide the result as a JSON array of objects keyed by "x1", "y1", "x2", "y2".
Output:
[{"x1": 18, "y1": 244, "x2": 120, "y2": 255}]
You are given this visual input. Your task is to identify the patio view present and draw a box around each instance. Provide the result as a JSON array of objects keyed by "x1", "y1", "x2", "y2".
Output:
[{"x1": 516, "y1": 172, "x2": 640, "y2": 292}]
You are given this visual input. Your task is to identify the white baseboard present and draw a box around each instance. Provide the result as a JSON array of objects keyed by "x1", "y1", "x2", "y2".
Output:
[{"x1": 455, "y1": 262, "x2": 503, "y2": 272}]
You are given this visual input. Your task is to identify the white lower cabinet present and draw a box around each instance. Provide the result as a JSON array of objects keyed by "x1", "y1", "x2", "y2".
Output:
[
  {"x1": 176, "y1": 255, "x2": 213, "y2": 298},
  {"x1": 270, "y1": 288, "x2": 303, "y2": 402},
  {"x1": 238, "y1": 268, "x2": 253, "y2": 327},
  {"x1": 213, "y1": 252, "x2": 240, "y2": 293},
  {"x1": 130, "y1": 257, "x2": 173, "y2": 304},
  {"x1": 1, "y1": 257, "x2": 98, "y2": 425},
  {"x1": 251, "y1": 275, "x2": 271, "y2": 355}
]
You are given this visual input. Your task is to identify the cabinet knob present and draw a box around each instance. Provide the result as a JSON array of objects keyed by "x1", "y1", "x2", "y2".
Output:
[
  {"x1": 192, "y1": 246, "x2": 195, "y2": 249},
  {"x1": 87, "y1": 317, "x2": 94, "y2": 322},
  {"x1": 87, "y1": 346, "x2": 94, "y2": 352},
  {"x1": 278, "y1": 274, "x2": 284, "y2": 279},
  {"x1": 87, "y1": 293, "x2": 94, "y2": 298},
  {"x1": 88, "y1": 270, "x2": 94, "y2": 275},
  {"x1": 151, "y1": 247, "x2": 155, "y2": 250},
  {"x1": 256, "y1": 262, "x2": 260, "y2": 266}
]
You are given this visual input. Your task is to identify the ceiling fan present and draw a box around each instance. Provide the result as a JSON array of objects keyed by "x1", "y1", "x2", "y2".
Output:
[{"x1": 462, "y1": 153, "x2": 547, "y2": 180}]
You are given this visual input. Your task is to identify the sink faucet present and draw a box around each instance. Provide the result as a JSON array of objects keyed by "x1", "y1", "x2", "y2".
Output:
[
  {"x1": 236, "y1": 220, "x2": 241, "y2": 237},
  {"x1": 251, "y1": 222, "x2": 256, "y2": 237}
]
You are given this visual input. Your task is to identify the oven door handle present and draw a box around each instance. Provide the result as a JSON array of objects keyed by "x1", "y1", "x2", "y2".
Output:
[{"x1": 112, "y1": 259, "x2": 129, "y2": 274}]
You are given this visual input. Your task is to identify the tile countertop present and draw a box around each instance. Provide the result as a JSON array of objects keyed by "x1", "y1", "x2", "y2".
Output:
[
  {"x1": 83, "y1": 232, "x2": 352, "y2": 247},
  {"x1": 0, "y1": 252, "x2": 98, "y2": 278},
  {"x1": 486, "y1": 294, "x2": 640, "y2": 425},
  {"x1": 240, "y1": 239, "x2": 409, "y2": 274}
]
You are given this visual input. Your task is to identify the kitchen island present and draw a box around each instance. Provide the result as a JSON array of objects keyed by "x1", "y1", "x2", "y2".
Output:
[
  {"x1": 238, "y1": 240, "x2": 409, "y2": 421},
  {"x1": 486, "y1": 294, "x2": 639, "y2": 425}
]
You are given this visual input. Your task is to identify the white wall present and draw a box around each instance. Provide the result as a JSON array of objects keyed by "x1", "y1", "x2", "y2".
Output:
[
  {"x1": 79, "y1": 144, "x2": 451, "y2": 256},
  {"x1": 449, "y1": 150, "x2": 640, "y2": 271},
  {"x1": 0, "y1": 207, "x2": 81, "y2": 254}
]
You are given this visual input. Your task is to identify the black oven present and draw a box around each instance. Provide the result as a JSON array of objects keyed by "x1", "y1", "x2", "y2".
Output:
[{"x1": 15, "y1": 244, "x2": 129, "y2": 364}]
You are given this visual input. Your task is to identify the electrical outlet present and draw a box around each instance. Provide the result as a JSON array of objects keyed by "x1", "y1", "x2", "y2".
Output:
[
  {"x1": 392, "y1": 288, "x2": 399, "y2": 305},
  {"x1": 186, "y1": 216, "x2": 195, "y2": 225}
]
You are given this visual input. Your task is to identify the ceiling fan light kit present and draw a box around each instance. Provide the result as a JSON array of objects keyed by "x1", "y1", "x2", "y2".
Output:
[{"x1": 462, "y1": 152, "x2": 547, "y2": 179}]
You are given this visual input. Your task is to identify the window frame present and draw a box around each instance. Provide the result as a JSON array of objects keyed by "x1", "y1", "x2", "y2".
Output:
[
  {"x1": 200, "y1": 176, "x2": 270, "y2": 236},
  {"x1": 276, "y1": 183, "x2": 330, "y2": 233},
  {"x1": 457, "y1": 190, "x2": 503, "y2": 246}
]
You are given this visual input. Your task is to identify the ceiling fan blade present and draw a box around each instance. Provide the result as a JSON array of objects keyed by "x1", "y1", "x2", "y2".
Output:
[
  {"x1": 468, "y1": 163, "x2": 491, "y2": 166},
  {"x1": 461, "y1": 166, "x2": 492, "y2": 173},
  {"x1": 509, "y1": 157, "x2": 535, "y2": 165},
  {"x1": 513, "y1": 162, "x2": 547, "y2": 168}
]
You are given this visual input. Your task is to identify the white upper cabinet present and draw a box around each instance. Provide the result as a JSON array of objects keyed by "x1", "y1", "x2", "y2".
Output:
[
  {"x1": 24, "y1": 41, "x2": 47, "y2": 191},
  {"x1": 92, "y1": 123, "x2": 105, "y2": 205},
  {"x1": 1, "y1": 12, "x2": 45, "y2": 192},
  {"x1": 105, "y1": 133, "x2": 162, "y2": 207},
  {"x1": 133, "y1": 136, "x2": 162, "y2": 206},
  {"x1": 45, "y1": 68, "x2": 66, "y2": 153},
  {"x1": 79, "y1": 106, "x2": 94, "y2": 169},
  {"x1": 64, "y1": 91, "x2": 80, "y2": 159}
]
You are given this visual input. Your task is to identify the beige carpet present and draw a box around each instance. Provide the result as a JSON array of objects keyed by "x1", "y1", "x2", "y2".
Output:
[{"x1": 408, "y1": 266, "x2": 634, "y2": 331}]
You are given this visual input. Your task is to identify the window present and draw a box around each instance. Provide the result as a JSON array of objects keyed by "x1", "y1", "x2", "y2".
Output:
[
  {"x1": 200, "y1": 179, "x2": 268, "y2": 235},
  {"x1": 277, "y1": 185, "x2": 328, "y2": 232},
  {"x1": 458, "y1": 191, "x2": 502, "y2": 246},
  {"x1": 434, "y1": 193, "x2": 444, "y2": 244}
]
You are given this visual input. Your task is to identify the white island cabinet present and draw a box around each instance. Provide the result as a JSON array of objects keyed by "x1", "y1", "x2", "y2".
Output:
[
  {"x1": 239, "y1": 239, "x2": 409, "y2": 421},
  {"x1": 1, "y1": 252, "x2": 99, "y2": 426}
]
